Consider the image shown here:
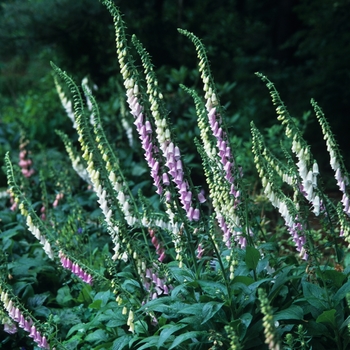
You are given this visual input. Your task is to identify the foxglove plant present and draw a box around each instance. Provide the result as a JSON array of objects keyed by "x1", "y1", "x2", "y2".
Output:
[
  {"x1": 178, "y1": 30, "x2": 247, "y2": 249},
  {"x1": 251, "y1": 122, "x2": 309, "y2": 260},
  {"x1": 2, "y1": 2, "x2": 350, "y2": 349},
  {"x1": 0, "y1": 284, "x2": 52, "y2": 349}
]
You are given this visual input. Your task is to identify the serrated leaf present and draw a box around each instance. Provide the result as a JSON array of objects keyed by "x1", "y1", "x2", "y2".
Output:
[
  {"x1": 245, "y1": 246, "x2": 260, "y2": 270},
  {"x1": 316, "y1": 309, "x2": 336, "y2": 326},
  {"x1": 169, "y1": 331, "x2": 206, "y2": 349}
]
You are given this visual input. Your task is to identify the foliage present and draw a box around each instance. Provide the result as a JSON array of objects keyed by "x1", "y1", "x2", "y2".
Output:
[{"x1": 1, "y1": 1, "x2": 350, "y2": 350}]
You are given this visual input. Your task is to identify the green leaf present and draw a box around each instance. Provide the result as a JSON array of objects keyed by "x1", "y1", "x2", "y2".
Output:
[
  {"x1": 333, "y1": 279, "x2": 350, "y2": 304},
  {"x1": 178, "y1": 304, "x2": 204, "y2": 315},
  {"x1": 316, "y1": 309, "x2": 336, "y2": 326},
  {"x1": 76, "y1": 284, "x2": 93, "y2": 304},
  {"x1": 136, "y1": 336, "x2": 159, "y2": 350},
  {"x1": 93, "y1": 290, "x2": 112, "y2": 307},
  {"x1": 134, "y1": 320, "x2": 148, "y2": 334},
  {"x1": 233, "y1": 276, "x2": 255, "y2": 286},
  {"x1": 319, "y1": 270, "x2": 346, "y2": 288},
  {"x1": 112, "y1": 335, "x2": 133, "y2": 350},
  {"x1": 157, "y1": 324, "x2": 187, "y2": 348},
  {"x1": 169, "y1": 331, "x2": 206, "y2": 349},
  {"x1": 85, "y1": 329, "x2": 108, "y2": 344},
  {"x1": 268, "y1": 266, "x2": 295, "y2": 300},
  {"x1": 273, "y1": 305, "x2": 304, "y2": 321},
  {"x1": 66, "y1": 322, "x2": 89, "y2": 337},
  {"x1": 140, "y1": 297, "x2": 173, "y2": 314},
  {"x1": 302, "y1": 281, "x2": 329, "y2": 310},
  {"x1": 197, "y1": 280, "x2": 228, "y2": 297},
  {"x1": 0, "y1": 224, "x2": 23, "y2": 239},
  {"x1": 245, "y1": 246, "x2": 260, "y2": 270},
  {"x1": 89, "y1": 299, "x2": 102, "y2": 310},
  {"x1": 201, "y1": 301, "x2": 224, "y2": 324},
  {"x1": 57, "y1": 286, "x2": 74, "y2": 307}
]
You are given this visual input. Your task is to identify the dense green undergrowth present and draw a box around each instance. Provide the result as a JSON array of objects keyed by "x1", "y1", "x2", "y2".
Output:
[{"x1": 1, "y1": 1, "x2": 350, "y2": 349}]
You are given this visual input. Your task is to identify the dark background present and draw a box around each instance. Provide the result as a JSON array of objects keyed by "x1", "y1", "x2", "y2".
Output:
[{"x1": 1, "y1": 0, "x2": 350, "y2": 186}]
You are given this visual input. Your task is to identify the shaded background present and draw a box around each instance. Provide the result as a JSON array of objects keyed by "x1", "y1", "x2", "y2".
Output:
[{"x1": 1, "y1": 0, "x2": 350, "y2": 187}]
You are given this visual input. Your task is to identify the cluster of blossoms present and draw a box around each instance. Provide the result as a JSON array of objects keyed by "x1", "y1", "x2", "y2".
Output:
[
  {"x1": 21, "y1": 206, "x2": 54, "y2": 260},
  {"x1": 322, "y1": 129, "x2": 350, "y2": 215},
  {"x1": 57, "y1": 131, "x2": 91, "y2": 184},
  {"x1": 196, "y1": 243, "x2": 205, "y2": 259},
  {"x1": 133, "y1": 35, "x2": 203, "y2": 221},
  {"x1": 149, "y1": 228, "x2": 166, "y2": 262},
  {"x1": 0, "y1": 288, "x2": 50, "y2": 349},
  {"x1": 82, "y1": 77, "x2": 98, "y2": 125},
  {"x1": 196, "y1": 101, "x2": 244, "y2": 248},
  {"x1": 179, "y1": 29, "x2": 246, "y2": 247},
  {"x1": 59, "y1": 251, "x2": 93, "y2": 285},
  {"x1": 1, "y1": 315, "x2": 17, "y2": 334},
  {"x1": 8, "y1": 188, "x2": 17, "y2": 211},
  {"x1": 258, "y1": 288, "x2": 281, "y2": 350},
  {"x1": 142, "y1": 267, "x2": 172, "y2": 301},
  {"x1": 312, "y1": 99, "x2": 350, "y2": 216},
  {"x1": 54, "y1": 77, "x2": 76, "y2": 128},
  {"x1": 263, "y1": 173, "x2": 307, "y2": 260},
  {"x1": 19, "y1": 140, "x2": 35, "y2": 178},
  {"x1": 121, "y1": 306, "x2": 135, "y2": 333},
  {"x1": 252, "y1": 125, "x2": 308, "y2": 259},
  {"x1": 52, "y1": 193, "x2": 64, "y2": 208},
  {"x1": 291, "y1": 138, "x2": 321, "y2": 216},
  {"x1": 40, "y1": 205, "x2": 46, "y2": 220}
]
